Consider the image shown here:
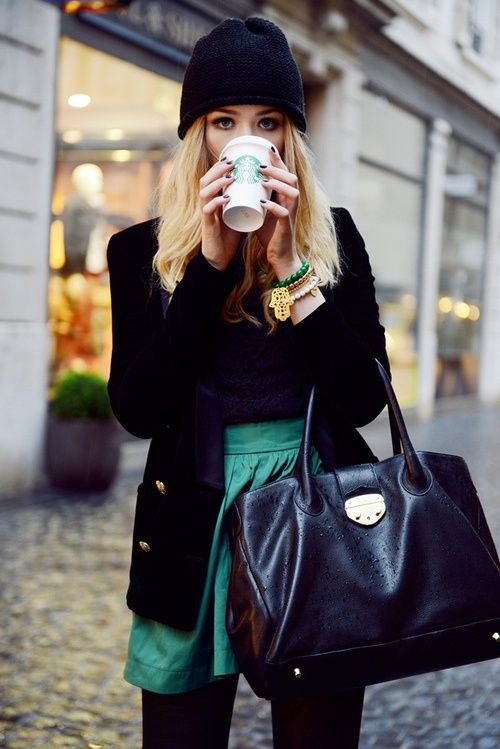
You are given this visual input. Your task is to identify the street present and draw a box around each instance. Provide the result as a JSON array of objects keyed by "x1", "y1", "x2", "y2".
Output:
[{"x1": 0, "y1": 403, "x2": 499, "y2": 748}]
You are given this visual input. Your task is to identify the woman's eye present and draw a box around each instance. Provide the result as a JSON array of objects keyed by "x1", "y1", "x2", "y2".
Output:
[
  {"x1": 259, "y1": 118, "x2": 278, "y2": 130},
  {"x1": 214, "y1": 118, "x2": 233, "y2": 129}
]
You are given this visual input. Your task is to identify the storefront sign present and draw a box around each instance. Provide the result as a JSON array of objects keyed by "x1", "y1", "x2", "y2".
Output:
[
  {"x1": 55, "y1": 0, "x2": 253, "y2": 66},
  {"x1": 51, "y1": 0, "x2": 133, "y2": 11},
  {"x1": 118, "y1": 0, "x2": 213, "y2": 51}
]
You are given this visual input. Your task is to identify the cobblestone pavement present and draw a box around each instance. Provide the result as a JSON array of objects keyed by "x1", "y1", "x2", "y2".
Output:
[{"x1": 0, "y1": 404, "x2": 499, "y2": 748}]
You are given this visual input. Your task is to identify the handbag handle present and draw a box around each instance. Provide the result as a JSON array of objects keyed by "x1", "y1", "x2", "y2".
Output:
[{"x1": 296, "y1": 359, "x2": 430, "y2": 513}]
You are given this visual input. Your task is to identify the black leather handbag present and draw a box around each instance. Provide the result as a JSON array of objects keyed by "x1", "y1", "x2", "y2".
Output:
[{"x1": 226, "y1": 361, "x2": 500, "y2": 700}]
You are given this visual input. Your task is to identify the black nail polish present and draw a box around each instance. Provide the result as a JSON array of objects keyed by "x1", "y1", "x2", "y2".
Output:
[
  {"x1": 225, "y1": 174, "x2": 233, "y2": 178},
  {"x1": 259, "y1": 164, "x2": 268, "y2": 169},
  {"x1": 226, "y1": 160, "x2": 233, "y2": 165},
  {"x1": 270, "y1": 146, "x2": 276, "y2": 153},
  {"x1": 220, "y1": 156, "x2": 227, "y2": 162},
  {"x1": 260, "y1": 199, "x2": 267, "y2": 203},
  {"x1": 223, "y1": 194, "x2": 230, "y2": 199},
  {"x1": 262, "y1": 177, "x2": 270, "y2": 182}
]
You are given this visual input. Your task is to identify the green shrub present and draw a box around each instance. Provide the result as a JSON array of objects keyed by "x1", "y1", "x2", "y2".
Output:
[{"x1": 51, "y1": 370, "x2": 112, "y2": 420}]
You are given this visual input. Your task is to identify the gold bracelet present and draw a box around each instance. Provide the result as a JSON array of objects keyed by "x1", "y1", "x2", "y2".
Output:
[
  {"x1": 286, "y1": 268, "x2": 313, "y2": 294},
  {"x1": 289, "y1": 275, "x2": 319, "y2": 302},
  {"x1": 269, "y1": 273, "x2": 319, "y2": 321}
]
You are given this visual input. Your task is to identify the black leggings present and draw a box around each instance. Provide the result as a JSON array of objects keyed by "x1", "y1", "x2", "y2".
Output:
[{"x1": 142, "y1": 677, "x2": 364, "y2": 749}]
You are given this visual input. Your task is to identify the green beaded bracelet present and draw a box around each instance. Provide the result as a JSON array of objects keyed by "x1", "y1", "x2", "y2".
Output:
[{"x1": 274, "y1": 259, "x2": 310, "y2": 288}]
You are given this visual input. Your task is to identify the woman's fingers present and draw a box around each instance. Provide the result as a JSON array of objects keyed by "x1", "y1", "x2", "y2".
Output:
[
  {"x1": 267, "y1": 144, "x2": 288, "y2": 170},
  {"x1": 199, "y1": 159, "x2": 234, "y2": 190},
  {"x1": 202, "y1": 194, "x2": 231, "y2": 216},
  {"x1": 260, "y1": 199, "x2": 289, "y2": 219},
  {"x1": 261, "y1": 177, "x2": 299, "y2": 202},
  {"x1": 259, "y1": 156, "x2": 298, "y2": 188},
  {"x1": 260, "y1": 165, "x2": 298, "y2": 188},
  {"x1": 199, "y1": 173, "x2": 234, "y2": 202},
  {"x1": 199, "y1": 160, "x2": 241, "y2": 271},
  {"x1": 259, "y1": 150, "x2": 299, "y2": 207}
]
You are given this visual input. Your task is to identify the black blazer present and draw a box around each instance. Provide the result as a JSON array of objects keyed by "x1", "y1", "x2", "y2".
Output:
[{"x1": 107, "y1": 207, "x2": 390, "y2": 630}]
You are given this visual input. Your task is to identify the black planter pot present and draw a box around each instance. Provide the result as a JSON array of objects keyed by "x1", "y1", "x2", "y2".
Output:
[{"x1": 45, "y1": 414, "x2": 122, "y2": 491}]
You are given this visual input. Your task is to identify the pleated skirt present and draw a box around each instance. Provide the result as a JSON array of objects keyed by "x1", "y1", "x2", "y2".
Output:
[{"x1": 124, "y1": 415, "x2": 322, "y2": 694}]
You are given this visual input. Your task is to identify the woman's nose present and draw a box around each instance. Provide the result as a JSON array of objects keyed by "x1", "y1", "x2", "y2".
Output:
[{"x1": 234, "y1": 120, "x2": 255, "y2": 137}]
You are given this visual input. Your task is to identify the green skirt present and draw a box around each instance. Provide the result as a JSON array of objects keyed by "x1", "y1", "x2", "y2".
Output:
[{"x1": 124, "y1": 416, "x2": 322, "y2": 694}]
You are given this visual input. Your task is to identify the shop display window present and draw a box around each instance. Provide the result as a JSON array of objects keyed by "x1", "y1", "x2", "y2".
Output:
[
  {"x1": 49, "y1": 37, "x2": 180, "y2": 383},
  {"x1": 357, "y1": 89, "x2": 426, "y2": 408},
  {"x1": 436, "y1": 138, "x2": 490, "y2": 398}
]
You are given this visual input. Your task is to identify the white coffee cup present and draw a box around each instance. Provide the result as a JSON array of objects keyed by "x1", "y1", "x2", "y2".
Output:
[{"x1": 219, "y1": 135, "x2": 276, "y2": 232}]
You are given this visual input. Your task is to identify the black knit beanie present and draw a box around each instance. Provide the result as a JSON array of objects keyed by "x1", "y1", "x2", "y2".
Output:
[{"x1": 178, "y1": 17, "x2": 306, "y2": 139}]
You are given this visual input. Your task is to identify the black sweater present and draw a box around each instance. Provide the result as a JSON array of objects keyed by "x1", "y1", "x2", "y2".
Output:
[{"x1": 206, "y1": 280, "x2": 307, "y2": 424}]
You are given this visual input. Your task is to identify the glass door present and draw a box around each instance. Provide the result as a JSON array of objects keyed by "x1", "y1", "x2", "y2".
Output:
[{"x1": 436, "y1": 137, "x2": 490, "y2": 398}]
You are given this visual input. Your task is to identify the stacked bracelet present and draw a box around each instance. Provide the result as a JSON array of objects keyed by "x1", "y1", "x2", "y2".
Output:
[
  {"x1": 286, "y1": 268, "x2": 313, "y2": 294},
  {"x1": 269, "y1": 269, "x2": 319, "y2": 322},
  {"x1": 289, "y1": 275, "x2": 319, "y2": 302},
  {"x1": 274, "y1": 259, "x2": 310, "y2": 288}
]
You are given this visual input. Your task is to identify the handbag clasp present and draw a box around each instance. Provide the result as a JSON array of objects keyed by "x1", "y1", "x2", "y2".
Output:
[{"x1": 345, "y1": 493, "x2": 386, "y2": 526}]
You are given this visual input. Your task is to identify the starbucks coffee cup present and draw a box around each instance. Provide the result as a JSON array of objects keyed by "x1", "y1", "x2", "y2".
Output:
[{"x1": 219, "y1": 135, "x2": 275, "y2": 232}]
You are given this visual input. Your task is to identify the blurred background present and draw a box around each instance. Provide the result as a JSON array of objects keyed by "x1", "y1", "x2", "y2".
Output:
[{"x1": 1, "y1": 0, "x2": 500, "y2": 493}]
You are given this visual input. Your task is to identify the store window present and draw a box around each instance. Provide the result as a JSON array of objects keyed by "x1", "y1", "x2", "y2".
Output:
[
  {"x1": 49, "y1": 37, "x2": 181, "y2": 382},
  {"x1": 466, "y1": 0, "x2": 500, "y2": 57},
  {"x1": 436, "y1": 137, "x2": 490, "y2": 398},
  {"x1": 357, "y1": 89, "x2": 426, "y2": 407}
]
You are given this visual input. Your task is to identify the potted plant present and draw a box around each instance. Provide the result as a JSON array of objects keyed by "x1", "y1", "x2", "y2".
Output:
[{"x1": 45, "y1": 369, "x2": 122, "y2": 491}]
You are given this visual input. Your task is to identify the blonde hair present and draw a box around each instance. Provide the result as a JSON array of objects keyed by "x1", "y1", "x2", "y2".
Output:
[{"x1": 153, "y1": 115, "x2": 341, "y2": 331}]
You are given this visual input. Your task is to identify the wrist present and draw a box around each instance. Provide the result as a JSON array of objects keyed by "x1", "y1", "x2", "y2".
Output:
[
  {"x1": 201, "y1": 250, "x2": 228, "y2": 272},
  {"x1": 273, "y1": 256, "x2": 303, "y2": 282},
  {"x1": 290, "y1": 290, "x2": 325, "y2": 324}
]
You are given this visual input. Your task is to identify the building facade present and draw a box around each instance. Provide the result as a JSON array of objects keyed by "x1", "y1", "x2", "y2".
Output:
[
  {"x1": 1, "y1": 0, "x2": 500, "y2": 492},
  {"x1": 265, "y1": 0, "x2": 500, "y2": 413},
  {"x1": 0, "y1": 0, "x2": 59, "y2": 494}
]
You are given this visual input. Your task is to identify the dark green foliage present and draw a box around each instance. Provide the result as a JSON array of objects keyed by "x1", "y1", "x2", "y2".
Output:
[{"x1": 51, "y1": 370, "x2": 111, "y2": 420}]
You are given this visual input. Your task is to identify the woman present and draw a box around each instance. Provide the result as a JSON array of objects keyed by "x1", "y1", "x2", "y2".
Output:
[{"x1": 107, "y1": 16, "x2": 390, "y2": 749}]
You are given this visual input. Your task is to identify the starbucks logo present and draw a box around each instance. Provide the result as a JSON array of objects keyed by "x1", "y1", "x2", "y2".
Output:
[{"x1": 232, "y1": 155, "x2": 262, "y2": 185}]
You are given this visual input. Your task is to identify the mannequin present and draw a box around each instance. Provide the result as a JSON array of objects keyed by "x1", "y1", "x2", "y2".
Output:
[
  {"x1": 50, "y1": 163, "x2": 109, "y2": 372},
  {"x1": 62, "y1": 163, "x2": 107, "y2": 276}
]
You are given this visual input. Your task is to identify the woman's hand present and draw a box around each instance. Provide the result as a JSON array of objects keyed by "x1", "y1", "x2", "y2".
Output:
[
  {"x1": 257, "y1": 147, "x2": 326, "y2": 324},
  {"x1": 199, "y1": 159, "x2": 241, "y2": 271},
  {"x1": 255, "y1": 147, "x2": 301, "y2": 280}
]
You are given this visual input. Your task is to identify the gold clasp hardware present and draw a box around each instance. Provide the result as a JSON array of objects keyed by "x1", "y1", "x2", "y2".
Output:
[{"x1": 345, "y1": 493, "x2": 386, "y2": 526}]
